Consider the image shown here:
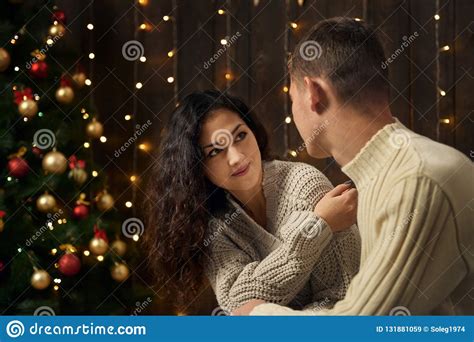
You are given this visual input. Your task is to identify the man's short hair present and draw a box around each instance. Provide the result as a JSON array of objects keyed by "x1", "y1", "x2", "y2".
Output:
[{"x1": 289, "y1": 17, "x2": 389, "y2": 106}]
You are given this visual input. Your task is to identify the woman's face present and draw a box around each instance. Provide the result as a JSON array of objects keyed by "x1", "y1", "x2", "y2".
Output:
[{"x1": 199, "y1": 108, "x2": 262, "y2": 193}]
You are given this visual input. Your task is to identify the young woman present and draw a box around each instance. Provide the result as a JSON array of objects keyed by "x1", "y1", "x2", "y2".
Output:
[{"x1": 143, "y1": 90, "x2": 360, "y2": 313}]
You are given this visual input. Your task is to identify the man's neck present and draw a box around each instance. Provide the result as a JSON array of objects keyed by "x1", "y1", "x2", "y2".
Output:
[{"x1": 330, "y1": 108, "x2": 395, "y2": 167}]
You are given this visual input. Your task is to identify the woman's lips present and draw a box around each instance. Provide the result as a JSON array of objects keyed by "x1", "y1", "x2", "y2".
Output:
[{"x1": 232, "y1": 163, "x2": 250, "y2": 177}]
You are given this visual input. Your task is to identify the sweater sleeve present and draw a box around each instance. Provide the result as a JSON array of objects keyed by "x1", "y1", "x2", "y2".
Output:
[
  {"x1": 204, "y1": 211, "x2": 333, "y2": 312},
  {"x1": 251, "y1": 175, "x2": 468, "y2": 315}
]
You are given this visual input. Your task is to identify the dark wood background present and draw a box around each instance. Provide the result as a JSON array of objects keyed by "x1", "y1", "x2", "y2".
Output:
[{"x1": 63, "y1": 0, "x2": 473, "y2": 314}]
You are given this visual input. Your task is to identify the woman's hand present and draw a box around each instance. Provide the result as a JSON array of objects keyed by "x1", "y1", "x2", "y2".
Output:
[
  {"x1": 231, "y1": 299, "x2": 267, "y2": 316},
  {"x1": 314, "y1": 183, "x2": 357, "y2": 233}
]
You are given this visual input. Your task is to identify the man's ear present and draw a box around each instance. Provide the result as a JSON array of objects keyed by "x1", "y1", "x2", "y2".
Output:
[{"x1": 304, "y1": 76, "x2": 322, "y2": 113}]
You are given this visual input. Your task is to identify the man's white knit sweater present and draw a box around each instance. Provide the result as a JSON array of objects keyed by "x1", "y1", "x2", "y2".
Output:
[
  {"x1": 204, "y1": 160, "x2": 361, "y2": 312},
  {"x1": 251, "y1": 119, "x2": 474, "y2": 315}
]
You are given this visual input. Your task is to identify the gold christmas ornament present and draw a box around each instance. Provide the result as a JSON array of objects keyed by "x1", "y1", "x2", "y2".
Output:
[
  {"x1": 42, "y1": 150, "x2": 67, "y2": 174},
  {"x1": 0, "y1": 48, "x2": 11, "y2": 72},
  {"x1": 69, "y1": 168, "x2": 88, "y2": 185},
  {"x1": 18, "y1": 99, "x2": 38, "y2": 118},
  {"x1": 111, "y1": 239, "x2": 127, "y2": 257},
  {"x1": 89, "y1": 237, "x2": 109, "y2": 255},
  {"x1": 49, "y1": 23, "x2": 66, "y2": 37},
  {"x1": 55, "y1": 85, "x2": 74, "y2": 104},
  {"x1": 95, "y1": 190, "x2": 114, "y2": 212},
  {"x1": 86, "y1": 118, "x2": 104, "y2": 139},
  {"x1": 72, "y1": 72, "x2": 87, "y2": 88},
  {"x1": 36, "y1": 192, "x2": 57, "y2": 213},
  {"x1": 31, "y1": 269, "x2": 51, "y2": 290},
  {"x1": 110, "y1": 263, "x2": 130, "y2": 282}
]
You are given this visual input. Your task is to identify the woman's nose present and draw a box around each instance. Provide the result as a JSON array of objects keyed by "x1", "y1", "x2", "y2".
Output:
[{"x1": 227, "y1": 145, "x2": 243, "y2": 166}]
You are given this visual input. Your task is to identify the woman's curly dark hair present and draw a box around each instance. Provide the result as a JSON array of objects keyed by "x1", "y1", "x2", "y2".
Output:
[{"x1": 142, "y1": 90, "x2": 271, "y2": 310}]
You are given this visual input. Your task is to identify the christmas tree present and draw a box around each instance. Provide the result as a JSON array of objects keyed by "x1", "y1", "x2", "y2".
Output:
[{"x1": 0, "y1": 1, "x2": 151, "y2": 314}]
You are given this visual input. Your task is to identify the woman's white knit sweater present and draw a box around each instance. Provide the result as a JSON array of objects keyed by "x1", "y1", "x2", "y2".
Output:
[
  {"x1": 251, "y1": 120, "x2": 474, "y2": 315},
  {"x1": 203, "y1": 160, "x2": 361, "y2": 312}
]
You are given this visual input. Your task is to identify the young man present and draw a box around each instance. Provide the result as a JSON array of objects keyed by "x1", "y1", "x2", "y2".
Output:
[{"x1": 234, "y1": 17, "x2": 473, "y2": 315}]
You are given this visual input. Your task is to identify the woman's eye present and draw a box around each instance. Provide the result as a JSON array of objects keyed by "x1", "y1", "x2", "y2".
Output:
[
  {"x1": 235, "y1": 131, "x2": 247, "y2": 142},
  {"x1": 208, "y1": 148, "x2": 222, "y2": 157}
]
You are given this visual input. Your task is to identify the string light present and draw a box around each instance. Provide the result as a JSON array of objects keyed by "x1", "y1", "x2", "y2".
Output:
[
  {"x1": 434, "y1": 14, "x2": 440, "y2": 20},
  {"x1": 88, "y1": 52, "x2": 95, "y2": 59},
  {"x1": 289, "y1": 150, "x2": 298, "y2": 157},
  {"x1": 135, "y1": 82, "x2": 143, "y2": 89},
  {"x1": 167, "y1": 50, "x2": 175, "y2": 58},
  {"x1": 439, "y1": 89, "x2": 446, "y2": 96},
  {"x1": 83, "y1": 250, "x2": 90, "y2": 256},
  {"x1": 124, "y1": 114, "x2": 132, "y2": 121},
  {"x1": 130, "y1": 175, "x2": 137, "y2": 182},
  {"x1": 220, "y1": 38, "x2": 228, "y2": 45},
  {"x1": 225, "y1": 73, "x2": 232, "y2": 80},
  {"x1": 138, "y1": 143, "x2": 150, "y2": 151},
  {"x1": 167, "y1": 76, "x2": 174, "y2": 83},
  {"x1": 125, "y1": 201, "x2": 133, "y2": 208},
  {"x1": 85, "y1": 79, "x2": 92, "y2": 86},
  {"x1": 139, "y1": 56, "x2": 146, "y2": 62},
  {"x1": 285, "y1": 116, "x2": 292, "y2": 124},
  {"x1": 163, "y1": 15, "x2": 170, "y2": 21},
  {"x1": 440, "y1": 45, "x2": 450, "y2": 52},
  {"x1": 87, "y1": 23, "x2": 94, "y2": 30},
  {"x1": 218, "y1": 9, "x2": 225, "y2": 15},
  {"x1": 138, "y1": 0, "x2": 149, "y2": 5},
  {"x1": 99, "y1": 136, "x2": 107, "y2": 143},
  {"x1": 440, "y1": 117, "x2": 451, "y2": 124},
  {"x1": 283, "y1": 86, "x2": 289, "y2": 93},
  {"x1": 92, "y1": 170, "x2": 98, "y2": 177},
  {"x1": 97, "y1": 255, "x2": 104, "y2": 262},
  {"x1": 139, "y1": 22, "x2": 152, "y2": 31},
  {"x1": 290, "y1": 22, "x2": 298, "y2": 29},
  {"x1": 83, "y1": 142, "x2": 90, "y2": 148}
]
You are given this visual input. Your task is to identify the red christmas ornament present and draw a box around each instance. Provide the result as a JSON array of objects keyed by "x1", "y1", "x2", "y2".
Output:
[
  {"x1": 58, "y1": 253, "x2": 81, "y2": 276},
  {"x1": 29, "y1": 60, "x2": 48, "y2": 79},
  {"x1": 32, "y1": 146, "x2": 43, "y2": 157},
  {"x1": 72, "y1": 204, "x2": 89, "y2": 220},
  {"x1": 13, "y1": 88, "x2": 33, "y2": 104},
  {"x1": 8, "y1": 157, "x2": 29, "y2": 178},
  {"x1": 52, "y1": 10, "x2": 67, "y2": 24}
]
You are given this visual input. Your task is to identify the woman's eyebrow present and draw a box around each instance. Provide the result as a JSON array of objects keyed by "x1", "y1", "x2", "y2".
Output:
[{"x1": 202, "y1": 123, "x2": 243, "y2": 149}]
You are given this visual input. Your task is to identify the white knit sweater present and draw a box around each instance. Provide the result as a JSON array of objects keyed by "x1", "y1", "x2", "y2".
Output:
[
  {"x1": 251, "y1": 120, "x2": 474, "y2": 315},
  {"x1": 203, "y1": 160, "x2": 361, "y2": 312}
]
